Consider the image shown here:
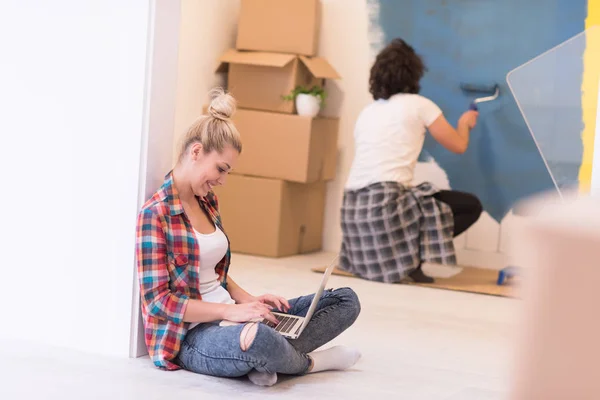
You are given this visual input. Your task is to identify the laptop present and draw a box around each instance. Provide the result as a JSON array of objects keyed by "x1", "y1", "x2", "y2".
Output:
[
  {"x1": 220, "y1": 256, "x2": 338, "y2": 339},
  {"x1": 262, "y1": 256, "x2": 338, "y2": 339}
]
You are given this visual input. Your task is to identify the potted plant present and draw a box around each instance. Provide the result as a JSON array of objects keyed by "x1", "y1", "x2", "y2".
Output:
[{"x1": 282, "y1": 86, "x2": 326, "y2": 117}]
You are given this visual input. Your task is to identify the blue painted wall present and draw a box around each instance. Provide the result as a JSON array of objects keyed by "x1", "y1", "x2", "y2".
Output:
[{"x1": 369, "y1": 0, "x2": 586, "y2": 221}]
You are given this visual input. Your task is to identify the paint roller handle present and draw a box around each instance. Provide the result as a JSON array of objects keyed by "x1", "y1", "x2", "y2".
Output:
[{"x1": 468, "y1": 102, "x2": 478, "y2": 111}]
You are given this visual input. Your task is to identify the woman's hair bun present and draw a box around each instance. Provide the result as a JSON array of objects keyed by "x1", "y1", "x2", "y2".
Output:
[{"x1": 207, "y1": 87, "x2": 236, "y2": 121}]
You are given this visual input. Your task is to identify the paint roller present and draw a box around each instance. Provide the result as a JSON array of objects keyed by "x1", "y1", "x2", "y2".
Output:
[{"x1": 460, "y1": 83, "x2": 500, "y2": 111}]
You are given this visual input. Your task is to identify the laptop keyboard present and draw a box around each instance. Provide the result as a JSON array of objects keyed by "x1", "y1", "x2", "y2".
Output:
[{"x1": 264, "y1": 314, "x2": 301, "y2": 334}]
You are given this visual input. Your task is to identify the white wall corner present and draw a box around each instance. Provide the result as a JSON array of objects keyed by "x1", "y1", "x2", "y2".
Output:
[{"x1": 130, "y1": 0, "x2": 182, "y2": 358}]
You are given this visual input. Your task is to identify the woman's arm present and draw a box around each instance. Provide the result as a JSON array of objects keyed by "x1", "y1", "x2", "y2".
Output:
[
  {"x1": 227, "y1": 275, "x2": 290, "y2": 312},
  {"x1": 136, "y1": 209, "x2": 191, "y2": 325},
  {"x1": 182, "y1": 300, "x2": 229, "y2": 323},
  {"x1": 226, "y1": 276, "x2": 256, "y2": 304},
  {"x1": 183, "y1": 298, "x2": 278, "y2": 324},
  {"x1": 427, "y1": 110, "x2": 478, "y2": 154}
]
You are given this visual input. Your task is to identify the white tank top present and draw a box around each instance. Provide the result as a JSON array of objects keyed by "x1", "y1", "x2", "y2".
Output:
[{"x1": 189, "y1": 225, "x2": 234, "y2": 330}]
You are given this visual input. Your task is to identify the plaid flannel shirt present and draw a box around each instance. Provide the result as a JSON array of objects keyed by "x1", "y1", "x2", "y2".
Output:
[
  {"x1": 136, "y1": 172, "x2": 230, "y2": 370},
  {"x1": 340, "y1": 181, "x2": 455, "y2": 283}
]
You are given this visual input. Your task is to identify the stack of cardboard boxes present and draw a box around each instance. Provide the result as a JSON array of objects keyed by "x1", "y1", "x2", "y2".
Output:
[{"x1": 211, "y1": 0, "x2": 340, "y2": 258}]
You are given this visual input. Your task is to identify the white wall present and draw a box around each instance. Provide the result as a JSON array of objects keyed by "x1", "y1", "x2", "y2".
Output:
[
  {"x1": 0, "y1": 0, "x2": 151, "y2": 357},
  {"x1": 131, "y1": 0, "x2": 183, "y2": 357},
  {"x1": 317, "y1": 0, "x2": 507, "y2": 269},
  {"x1": 172, "y1": 0, "x2": 508, "y2": 270},
  {"x1": 171, "y1": 0, "x2": 241, "y2": 160},
  {"x1": 168, "y1": 0, "x2": 380, "y2": 261},
  {"x1": 318, "y1": 0, "x2": 374, "y2": 253}
]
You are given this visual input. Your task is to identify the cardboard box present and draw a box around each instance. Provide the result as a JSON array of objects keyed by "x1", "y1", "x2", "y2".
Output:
[
  {"x1": 233, "y1": 109, "x2": 339, "y2": 183},
  {"x1": 203, "y1": 107, "x2": 339, "y2": 183},
  {"x1": 214, "y1": 175, "x2": 326, "y2": 257},
  {"x1": 236, "y1": 0, "x2": 321, "y2": 56},
  {"x1": 216, "y1": 49, "x2": 339, "y2": 114}
]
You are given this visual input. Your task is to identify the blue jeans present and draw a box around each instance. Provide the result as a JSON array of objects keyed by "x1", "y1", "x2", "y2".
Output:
[{"x1": 176, "y1": 287, "x2": 361, "y2": 377}]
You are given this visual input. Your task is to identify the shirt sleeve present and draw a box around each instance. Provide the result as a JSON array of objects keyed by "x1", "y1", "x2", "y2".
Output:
[
  {"x1": 418, "y1": 96, "x2": 443, "y2": 127},
  {"x1": 136, "y1": 208, "x2": 189, "y2": 324}
]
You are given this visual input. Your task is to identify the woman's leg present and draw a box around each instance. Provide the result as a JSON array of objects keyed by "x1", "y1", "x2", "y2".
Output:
[
  {"x1": 177, "y1": 288, "x2": 360, "y2": 383},
  {"x1": 433, "y1": 190, "x2": 483, "y2": 237},
  {"x1": 248, "y1": 286, "x2": 361, "y2": 385},
  {"x1": 409, "y1": 191, "x2": 482, "y2": 284},
  {"x1": 284, "y1": 287, "x2": 361, "y2": 354},
  {"x1": 177, "y1": 321, "x2": 311, "y2": 377}
]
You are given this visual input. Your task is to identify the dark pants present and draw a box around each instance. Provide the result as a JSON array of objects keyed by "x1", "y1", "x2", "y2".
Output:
[{"x1": 433, "y1": 190, "x2": 483, "y2": 237}]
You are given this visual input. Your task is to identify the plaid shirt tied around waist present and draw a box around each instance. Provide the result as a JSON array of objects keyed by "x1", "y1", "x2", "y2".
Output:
[{"x1": 339, "y1": 181, "x2": 455, "y2": 283}]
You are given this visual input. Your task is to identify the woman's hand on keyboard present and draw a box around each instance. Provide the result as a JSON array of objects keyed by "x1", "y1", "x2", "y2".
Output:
[
  {"x1": 222, "y1": 302, "x2": 279, "y2": 325},
  {"x1": 256, "y1": 294, "x2": 291, "y2": 313}
]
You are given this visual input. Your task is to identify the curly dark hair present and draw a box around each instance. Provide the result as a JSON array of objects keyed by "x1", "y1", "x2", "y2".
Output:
[{"x1": 369, "y1": 38, "x2": 426, "y2": 100}]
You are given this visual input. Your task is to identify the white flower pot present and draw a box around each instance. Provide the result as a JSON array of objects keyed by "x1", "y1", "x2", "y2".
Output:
[{"x1": 295, "y1": 94, "x2": 321, "y2": 117}]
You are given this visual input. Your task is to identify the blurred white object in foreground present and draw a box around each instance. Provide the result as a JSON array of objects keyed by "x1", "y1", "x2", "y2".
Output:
[{"x1": 509, "y1": 191, "x2": 600, "y2": 400}]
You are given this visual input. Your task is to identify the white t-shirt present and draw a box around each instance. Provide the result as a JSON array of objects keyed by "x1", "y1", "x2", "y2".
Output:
[
  {"x1": 345, "y1": 93, "x2": 442, "y2": 189},
  {"x1": 189, "y1": 225, "x2": 234, "y2": 330}
]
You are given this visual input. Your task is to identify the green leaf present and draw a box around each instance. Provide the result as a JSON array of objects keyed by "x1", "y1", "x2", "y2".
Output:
[{"x1": 281, "y1": 85, "x2": 327, "y2": 107}]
